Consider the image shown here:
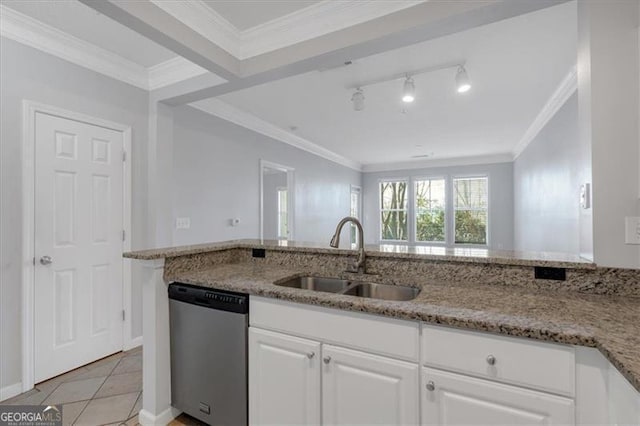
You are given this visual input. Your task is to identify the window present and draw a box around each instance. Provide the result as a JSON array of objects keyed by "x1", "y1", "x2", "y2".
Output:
[
  {"x1": 380, "y1": 180, "x2": 408, "y2": 241},
  {"x1": 453, "y1": 177, "x2": 488, "y2": 245},
  {"x1": 415, "y1": 179, "x2": 445, "y2": 242},
  {"x1": 350, "y1": 186, "x2": 361, "y2": 245},
  {"x1": 277, "y1": 187, "x2": 288, "y2": 239}
]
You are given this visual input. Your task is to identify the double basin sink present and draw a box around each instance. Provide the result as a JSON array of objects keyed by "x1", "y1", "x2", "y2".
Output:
[{"x1": 276, "y1": 276, "x2": 420, "y2": 301}]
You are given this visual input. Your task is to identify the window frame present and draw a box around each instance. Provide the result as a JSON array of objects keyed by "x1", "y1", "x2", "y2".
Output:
[
  {"x1": 350, "y1": 185, "x2": 362, "y2": 246},
  {"x1": 412, "y1": 176, "x2": 447, "y2": 245},
  {"x1": 276, "y1": 186, "x2": 289, "y2": 240},
  {"x1": 452, "y1": 175, "x2": 490, "y2": 247},
  {"x1": 378, "y1": 178, "x2": 410, "y2": 242}
]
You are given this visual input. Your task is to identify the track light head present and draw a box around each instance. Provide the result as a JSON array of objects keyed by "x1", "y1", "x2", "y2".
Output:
[
  {"x1": 402, "y1": 77, "x2": 415, "y2": 103},
  {"x1": 351, "y1": 88, "x2": 365, "y2": 111},
  {"x1": 456, "y1": 66, "x2": 471, "y2": 93}
]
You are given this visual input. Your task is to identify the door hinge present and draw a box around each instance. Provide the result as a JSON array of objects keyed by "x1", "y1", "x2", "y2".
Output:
[
  {"x1": 122, "y1": 310, "x2": 125, "y2": 321},
  {"x1": 33, "y1": 257, "x2": 36, "y2": 266},
  {"x1": 122, "y1": 151, "x2": 126, "y2": 162},
  {"x1": 122, "y1": 230, "x2": 126, "y2": 241}
]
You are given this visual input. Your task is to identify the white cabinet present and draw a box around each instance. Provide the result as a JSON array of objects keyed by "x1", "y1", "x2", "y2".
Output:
[
  {"x1": 249, "y1": 328, "x2": 321, "y2": 426},
  {"x1": 322, "y1": 345, "x2": 419, "y2": 425},
  {"x1": 422, "y1": 368, "x2": 574, "y2": 425}
]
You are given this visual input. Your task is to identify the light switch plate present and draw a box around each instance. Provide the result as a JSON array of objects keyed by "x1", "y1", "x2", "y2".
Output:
[
  {"x1": 580, "y1": 183, "x2": 590, "y2": 209},
  {"x1": 624, "y1": 217, "x2": 640, "y2": 244},
  {"x1": 176, "y1": 217, "x2": 191, "y2": 230}
]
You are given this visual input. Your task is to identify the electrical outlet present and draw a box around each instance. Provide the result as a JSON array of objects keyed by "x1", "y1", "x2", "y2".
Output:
[
  {"x1": 176, "y1": 217, "x2": 191, "y2": 230},
  {"x1": 625, "y1": 217, "x2": 640, "y2": 244}
]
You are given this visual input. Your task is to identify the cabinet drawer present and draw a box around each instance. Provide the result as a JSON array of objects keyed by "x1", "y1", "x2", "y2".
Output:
[
  {"x1": 250, "y1": 296, "x2": 419, "y2": 362},
  {"x1": 422, "y1": 324, "x2": 575, "y2": 396}
]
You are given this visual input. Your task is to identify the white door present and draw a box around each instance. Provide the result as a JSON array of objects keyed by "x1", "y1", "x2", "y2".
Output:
[
  {"x1": 249, "y1": 328, "x2": 321, "y2": 425},
  {"x1": 322, "y1": 345, "x2": 419, "y2": 425},
  {"x1": 34, "y1": 112, "x2": 125, "y2": 382},
  {"x1": 421, "y1": 368, "x2": 574, "y2": 425}
]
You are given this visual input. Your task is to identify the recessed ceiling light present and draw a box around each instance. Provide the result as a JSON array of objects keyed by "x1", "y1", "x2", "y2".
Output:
[
  {"x1": 456, "y1": 66, "x2": 471, "y2": 93},
  {"x1": 402, "y1": 77, "x2": 415, "y2": 103}
]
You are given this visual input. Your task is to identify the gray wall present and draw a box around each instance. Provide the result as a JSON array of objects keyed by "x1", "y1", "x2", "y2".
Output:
[
  {"x1": 514, "y1": 93, "x2": 581, "y2": 254},
  {"x1": 362, "y1": 162, "x2": 514, "y2": 249},
  {"x1": 0, "y1": 38, "x2": 149, "y2": 391},
  {"x1": 171, "y1": 106, "x2": 362, "y2": 246}
]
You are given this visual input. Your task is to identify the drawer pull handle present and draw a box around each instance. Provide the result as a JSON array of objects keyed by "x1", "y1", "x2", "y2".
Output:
[
  {"x1": 307, "y1": 352, "x2": 315, "y2": 359},
  {"x1": 426, "y1": 381, "x2": 435, "y2": 391},
  {"x1": 323, "y1": 356, "x2": 332, "y2": 364},
  {"x1": 486, "y1": 354, "x2": 496, "y2": 365}
]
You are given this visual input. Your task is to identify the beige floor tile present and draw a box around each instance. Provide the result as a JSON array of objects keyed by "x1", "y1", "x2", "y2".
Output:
[
  {"x1": 3, "y1": 388, "x2": 49, "y2": 405},
  {"x1": 128, "y1": 392, "x2": 142, "y2": 419},
  {"x1": 123, "y1": 346, "x2": 142, "y2": 357},
  {"x1": 93, "y1": 371, "x2": 142, "y2": 399},
  {"x1": 61, "y1": 400, "x2": 89, "y2": 426},
  {"x1": 112, "y1": 355, "x2": 141, "y2": 376},
  {"x1": 70, "y1": 359, "x2": 120, "y2": 382},
  {"x1": 43, "y1": 377, "x2": 105, "y2": 405},
  {"x1": 74, "y1": 392, "x2": 138, "y2": 425}
]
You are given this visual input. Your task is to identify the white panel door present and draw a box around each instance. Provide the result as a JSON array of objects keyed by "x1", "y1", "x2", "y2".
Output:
[
  {"x1": 422, "y1": 367, "x2": 574, "y2": 425},
  {"x1": 322, "y1": 345, "x2": 419, "y2": 425},
  {"x1": 249, "y1": 328, "x2": 321, "y2": 425},
  {"x1": 34, "y1": 112, "x2": 124, "y2": 382}
]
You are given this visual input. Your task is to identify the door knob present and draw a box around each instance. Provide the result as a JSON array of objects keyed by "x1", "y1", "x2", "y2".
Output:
[{"x1": 39, "y1": 256, "x2": 53, "y2": 265}]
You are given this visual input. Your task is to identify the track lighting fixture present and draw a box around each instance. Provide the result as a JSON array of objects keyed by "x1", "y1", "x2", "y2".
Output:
[
  {"x1": 402, "y1": 77, "x2": 415, "y2": 103},
  {"x1": 455, "y1": 66, "x2": 471, "y2": 93},
  {"x1": 348, "y1": 61, "x2": 471, "y2": 110},
  {"x1": 351, "y1": 88, "x2": 365, "y2": 111}
]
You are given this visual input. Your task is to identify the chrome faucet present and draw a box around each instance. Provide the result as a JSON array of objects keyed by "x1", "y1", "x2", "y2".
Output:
[{"x1": 330, "y1": 216, "x2": 366, "y2": 274}]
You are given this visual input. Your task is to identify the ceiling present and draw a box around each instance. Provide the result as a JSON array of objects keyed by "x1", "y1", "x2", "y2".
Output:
[
  {"x1": 2, "y1": 0, "x2": 178, "y2": 67},
  {"x1": 202, "y1": 0, "x2": 322, "y2": 31},
  {"x1": 217, "y1": 1, "x2": 578, "y2": 166}
]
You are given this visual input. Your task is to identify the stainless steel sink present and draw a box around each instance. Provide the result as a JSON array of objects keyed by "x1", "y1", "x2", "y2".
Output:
[
  {"x1": 275, "y1": 276, "x2": 420, "y2": 301},
  {"x1": 342, "y1": 282, "x2": 420, "y2": 301},
  {"x1": 276, "y1": 276, "x2": 351, "y2": 293}
]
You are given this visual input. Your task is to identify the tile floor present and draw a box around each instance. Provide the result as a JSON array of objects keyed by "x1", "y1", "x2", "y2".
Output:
[{"x1": 1, "y1": 347, "x2": 204, "y2": 426}]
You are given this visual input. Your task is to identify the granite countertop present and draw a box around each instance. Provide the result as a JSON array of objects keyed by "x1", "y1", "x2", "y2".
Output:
[
  {"x1": 170, "y1": 262, "x2": 640, "y2": 393},
  {"x1": 124, "y1": 239, "x2": 596, "y2": 269}
]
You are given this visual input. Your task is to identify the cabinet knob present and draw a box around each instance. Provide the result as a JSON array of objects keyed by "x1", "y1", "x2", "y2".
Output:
[
  {"x1": 323, "y1": 356, "x2": 331, "y2": 364},
  {"x1": 426, "y1": 381, "x2": 435, "y2": 391},
  {"x1": 307, "y1": 352, "x2": 315, "y2": 359},
  {"x1": 39, "y1": 255, "x2": 53, "y2": 265},
  {"x1": 486, "y1": 354, "x2": 496, "y2": 365}
]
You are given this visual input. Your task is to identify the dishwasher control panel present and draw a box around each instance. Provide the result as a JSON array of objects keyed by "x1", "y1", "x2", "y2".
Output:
[{"x1": 168, "y1": 282, "x2": 249, "y2": 314}]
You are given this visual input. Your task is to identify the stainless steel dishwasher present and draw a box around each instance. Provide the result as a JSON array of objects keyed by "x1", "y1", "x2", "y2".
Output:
[{"x1": 168, "y1": 283, "x2": 248, "y2": 425}]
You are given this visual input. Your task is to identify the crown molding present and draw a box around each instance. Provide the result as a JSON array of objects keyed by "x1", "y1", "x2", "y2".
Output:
[
  {"x1": 0, "y1": 4, "x2": 149, "y2": 89},
  {"x1": 150, "y1": 0, "x2": 424, "y2": 60},
  {"x1": 361, "y1": 153, "x2": 514, "y2": 173},
  {"x1": 240, "y1": 0, "x2": 424, "y2": 59},
  {"x1": 150, "y1": 0, "x2": 241, "y2": 57},
  {"x1": 190, "y1": 98, "x2": 362, "y2": 171},
  {"x1": 0, "y1": 5, "x2": 208, "y2": 91},
  {"x1": 512, "y1": 66, "x2": 578, "y2": 159},
  {"x1": 148, "y1": 57, "x2": 208, "y2": 91}
]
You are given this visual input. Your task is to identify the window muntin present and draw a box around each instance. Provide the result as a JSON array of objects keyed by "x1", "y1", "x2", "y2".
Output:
[
  {"x1": 379, "y1": 180, "x2": 408, "y2": 241},
  {"x1": 414, "y1": 178, "x2": 446, "y2": 242},
  {"x1": 350, "y1": 186, "x2": 361, "y2": 245},
  {"x1": 453, "y1": 177, "x2": 488, "y2": 245}
]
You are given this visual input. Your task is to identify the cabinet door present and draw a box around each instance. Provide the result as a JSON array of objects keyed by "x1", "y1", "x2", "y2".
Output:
[
  {"x1": 422, "y1": 367, "x2": 574, "y2": 425},
  {"x1": 322, "y1": 345, "x2": 419, "y2": 425},
  {"x1": 249, "y1": 328, "x2": 321, "y2": 425}
]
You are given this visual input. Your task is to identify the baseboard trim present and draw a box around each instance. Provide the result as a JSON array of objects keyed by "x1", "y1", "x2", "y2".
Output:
[
  {"x1": 0, "y1": 382, "x2": 24, "y2": 402},
  {"x1": 138, "y1": 407, "x2": 181, "y2": 426},
  {"x1": 124, "y1": 335, "x2": 143, "y2": 351}
]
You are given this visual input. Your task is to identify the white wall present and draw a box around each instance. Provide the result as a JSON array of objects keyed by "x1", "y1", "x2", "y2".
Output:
[
  {"x1": 514, "y1": 93, "x2": 582, "y2": 254},
  {"x1": 0, "y1": 38, "x2": 149, "y2": 391},
  {"x1": 578, "y1": 0, "x2": 640, "y2": 268},
  {"x1": 361, "y1": 162, "x2": 514, "y2": 249},
  {"x1": 171, "y1": 105, "x2": 362, "y2": 246}
]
